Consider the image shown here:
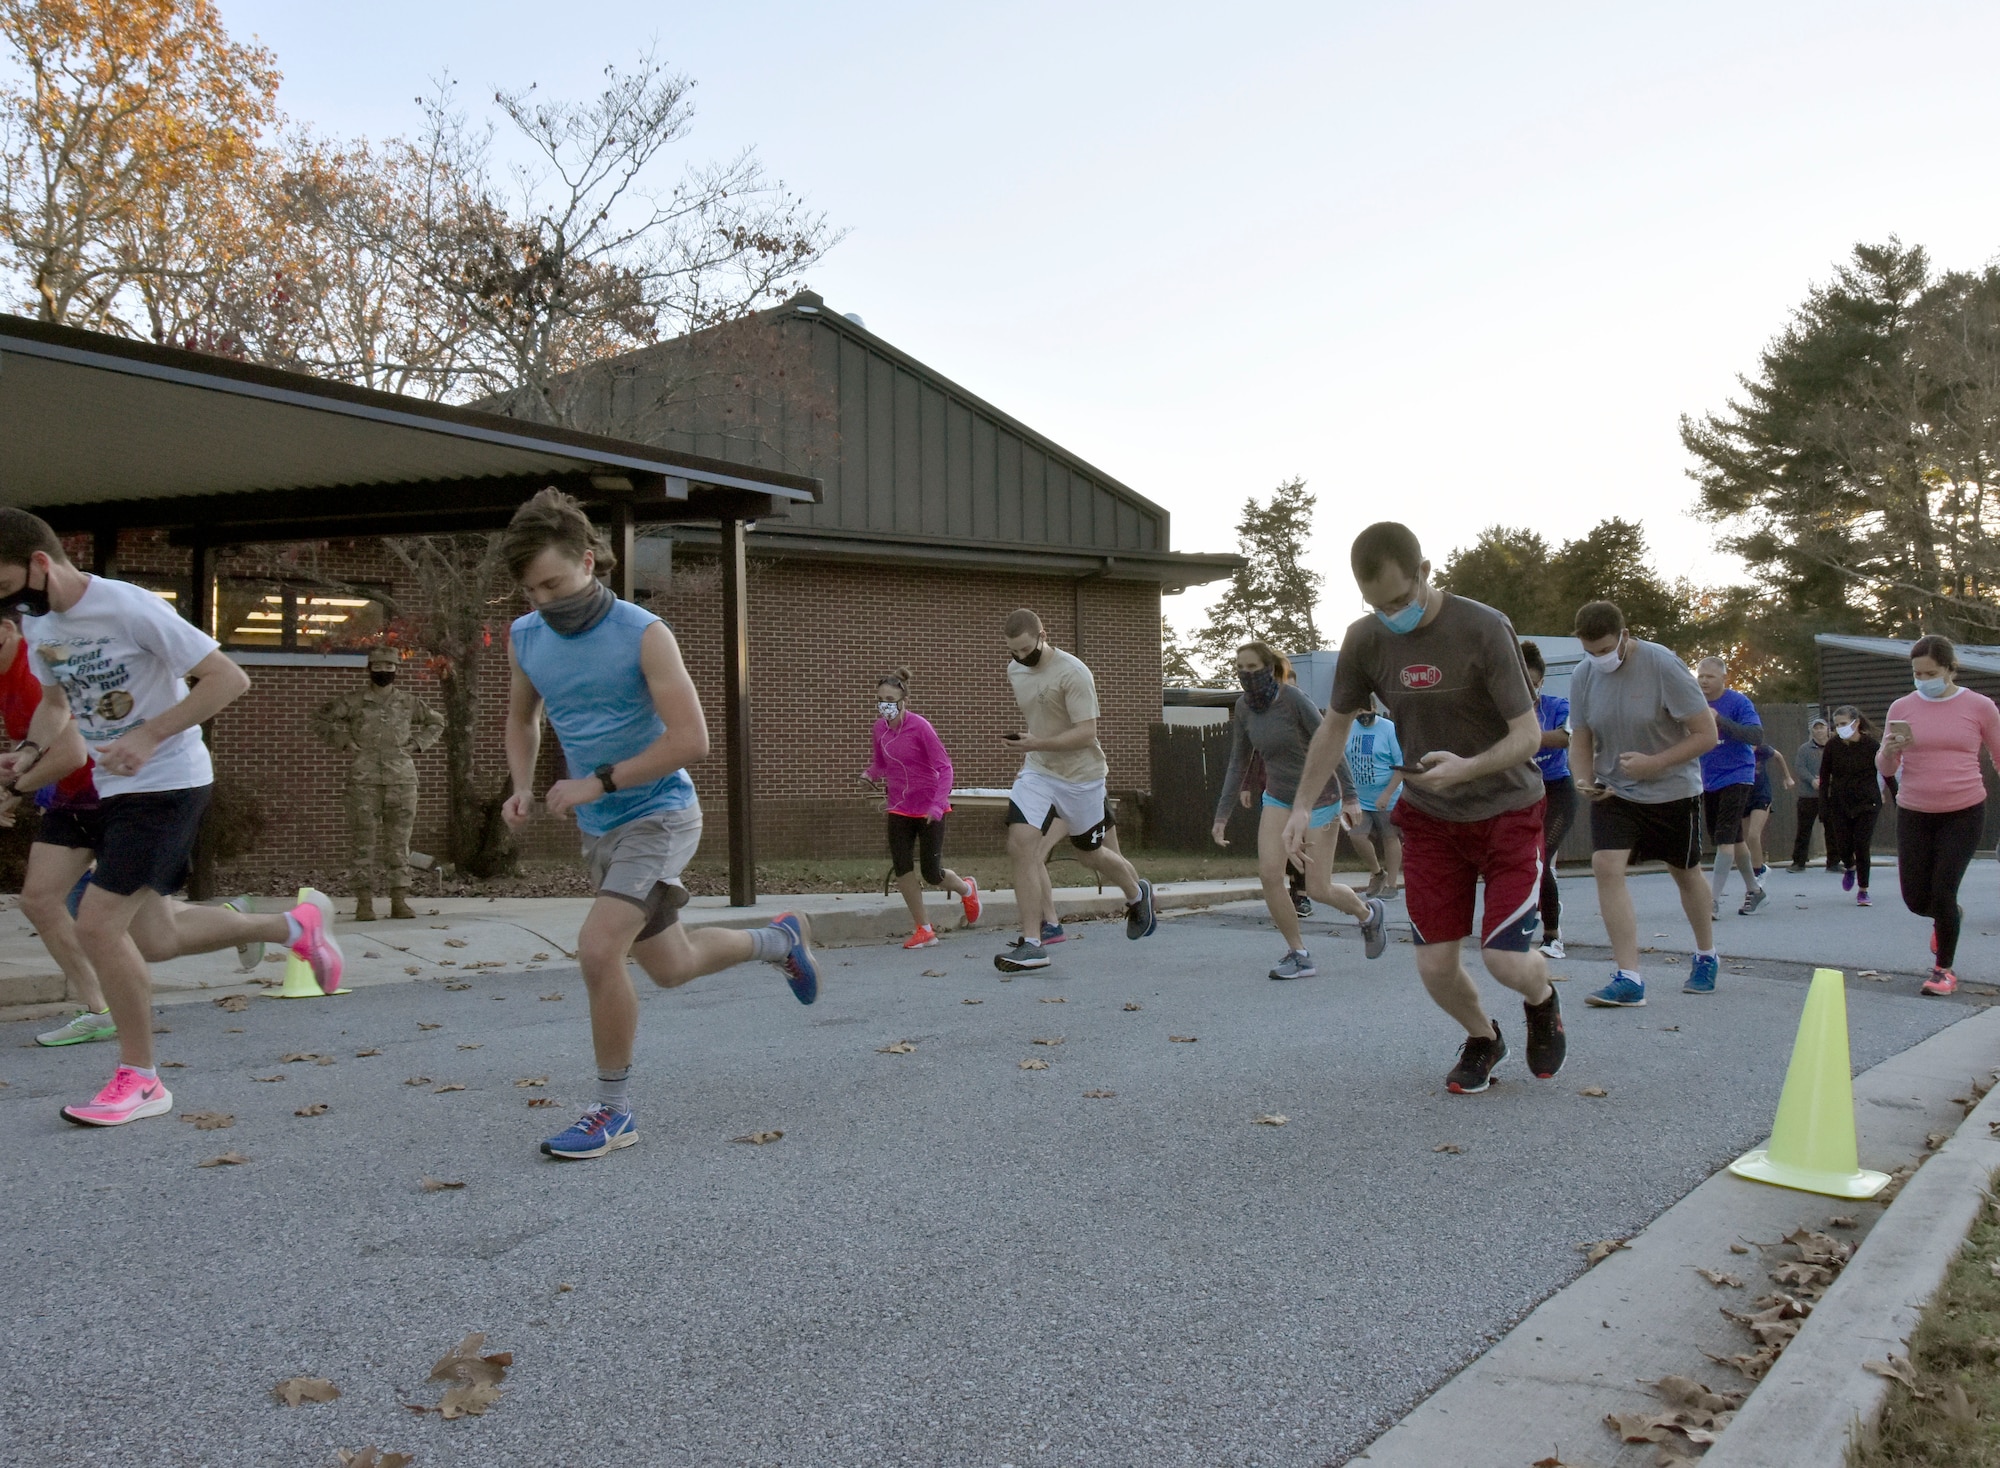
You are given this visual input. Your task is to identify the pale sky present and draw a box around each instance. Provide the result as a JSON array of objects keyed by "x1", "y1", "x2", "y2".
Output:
[{"x1": 224, "y1": 0, "x2": 2000, "y2": 635}]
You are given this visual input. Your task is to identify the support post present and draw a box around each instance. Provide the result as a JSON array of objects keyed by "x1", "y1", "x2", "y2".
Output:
[
  {"x1": 610, "y1": 497, "x2": 635, "y2": 603},
  {"x1": 720, "y1": 517, "x2": 756, "y2": 906},
  {"x1": 91, "y1": 526, "x2": 119, "y2": 579},
  {"x1": 186, "y1": 536, "x2": 215, "y2": 636}
]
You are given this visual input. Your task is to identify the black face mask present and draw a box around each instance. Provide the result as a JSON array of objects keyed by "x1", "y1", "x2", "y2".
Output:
[
  {"x1": 7, "y1": 566, "x2": 49, "y2": 619},
  {"x1": 1237, "y1": 666, "x2": 1279, "y2": 711},
  {"x1": 1012, "y1": 645, "x2": 1044, "y2": 668},
  {"x1": 370, "y1": 670, "x2": 396, "y2": 687},
  {"x1": 1356, "y1": 713, "x2": 1377, "y2": 726}
]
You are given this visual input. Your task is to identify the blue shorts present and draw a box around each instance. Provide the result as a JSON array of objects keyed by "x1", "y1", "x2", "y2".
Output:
[{"x1": 1263, "y1": 794, "x2": 1339, "y2": 829}]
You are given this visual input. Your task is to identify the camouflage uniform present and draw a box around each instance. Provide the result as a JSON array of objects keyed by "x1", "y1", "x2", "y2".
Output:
[{"x1": 312, "y1": 647, "x2": 444, "y2": 919}]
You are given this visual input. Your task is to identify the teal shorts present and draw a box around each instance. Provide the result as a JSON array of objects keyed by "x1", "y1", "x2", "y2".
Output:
[{"x1": 1263, "y1": 794, "x2": 1339, "y2": 829}]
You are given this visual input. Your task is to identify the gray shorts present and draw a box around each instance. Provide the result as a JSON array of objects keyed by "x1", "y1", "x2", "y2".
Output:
[{"x1": 583, "y1": 807, "x2": 701, "y2": 941}]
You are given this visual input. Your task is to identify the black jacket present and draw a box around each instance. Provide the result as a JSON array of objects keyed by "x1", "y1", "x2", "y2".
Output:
[{"x1": 1818, "y1": 734, "x2": 1882, "y2": 814}]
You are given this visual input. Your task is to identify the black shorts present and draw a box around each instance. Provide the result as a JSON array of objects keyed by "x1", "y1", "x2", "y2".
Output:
[
  {"x1": 886, "y1": 812, "x2": 947, "y2": 883},
  {"x1": 1591, "y1": 794, "x2": 1702, "y2": 870},
  {"x1": 88, "y1": 786, "x2": 212, "y2": 897},
  {"x1": 1004, "y1": 800, "x2": 1113, "y2": 852},
  {"x1": 36, "y1": 801, "x2": 105, "y2": 853},
  {"x1": 1747, "y1": 783, "x2": 1773, "y2": 814},
  {"x1": 1703, "y1": 784, "x2": 1752, "y2": 846}
]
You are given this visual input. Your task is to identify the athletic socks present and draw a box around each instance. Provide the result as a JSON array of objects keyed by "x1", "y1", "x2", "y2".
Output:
[
  {"x1": 129, "y1": 1064, "x2": 159, "y2": 1082},
  {"x1": 1615, "y1": 968, "x2": 1642, "y2": 985},
  {"x1": 597, "y1": 1065, "x2": 632, "y2": 1114},
  {"x1": 284, "y1": 912, "x2": 304, "y2": 944},
  {"x1": 746, "y1": 925, "x2": 792, "y2": 963},
  {"x1": 1696, "y1": 948, "x2": 1717, "y2": 962}
]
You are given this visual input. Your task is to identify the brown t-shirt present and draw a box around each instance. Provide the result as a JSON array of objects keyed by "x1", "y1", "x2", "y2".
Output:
[{"x1": 1330, "y1": 594, "x2": 1540, "y2": 823}]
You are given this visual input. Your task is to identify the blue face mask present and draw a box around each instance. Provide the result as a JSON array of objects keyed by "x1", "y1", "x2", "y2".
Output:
[
  {"x1": 1374, "y1": 595, "x2": 1426, "y2": 635},
  {"x1": 1914, "y1": 675, "x2": 1951, "y2": 700}
]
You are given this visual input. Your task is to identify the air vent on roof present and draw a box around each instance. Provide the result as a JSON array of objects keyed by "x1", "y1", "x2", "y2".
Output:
[{"x1": 842, "y1": 312, "x2": 866, "y2": 328}]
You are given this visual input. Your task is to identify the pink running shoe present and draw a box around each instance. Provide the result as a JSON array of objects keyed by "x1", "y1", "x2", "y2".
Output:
[
  {"x1": 61, "y1": 1065, "x2": 173, "y2": 1127},
  {"x1": 289, "y1": 899, "x2": 344, "y2": 994},
  {"x1": 959, "y1": 876, "x2": 982, "y2": 926},
  {"x1": 1922, "y1": 967, "x2": 1960, "y2": 997}
]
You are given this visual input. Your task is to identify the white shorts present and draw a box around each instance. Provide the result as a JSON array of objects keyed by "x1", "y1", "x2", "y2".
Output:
[{"x1": 1008, "y1": 769, "x2": 1110, "y2": 849}]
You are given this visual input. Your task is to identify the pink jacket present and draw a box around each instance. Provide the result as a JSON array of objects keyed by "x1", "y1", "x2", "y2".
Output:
[
  {"x1": 866, "y1": 711, "x2": 955, "y2": 820},
  {"x1": 1878, "y1": 686, "x2": 2000, "y2": 813}
]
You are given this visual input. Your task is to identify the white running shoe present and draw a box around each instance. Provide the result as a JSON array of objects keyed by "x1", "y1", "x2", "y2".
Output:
[{"x1": 1539, "y1": 938, "x2": 1566, "y2": 960}]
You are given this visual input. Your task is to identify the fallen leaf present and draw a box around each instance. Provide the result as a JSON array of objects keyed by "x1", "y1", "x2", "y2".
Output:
[
  {"x1": 1944, "y1": 1382, "x2": 1978, "y2": 1422},
  {"x1": 1828, "y1": 1215, "x2": 1857, "y2": 1229},
  {"x1": 1123, "y1": 1002, "x2": 1142, "y2": 1011},
  {"x1": 354, "y1": 1048, "x2": 381, "y2": 1057},
  {"x1": 251, "y1": 1073, "x2": 285, "y2": 1083},
  {"x1": 420, "y1": 1177, "x2": 465, "y2": 1192},
  {"x1": 178, "y1": 1111, "x2": 233, "y2": 1130},
  {"x1": 1928, "y1": 1131, "x2": 1950, "y2": 1151},
  {"x1": 1082, "y1": 1089, "x2": 1116, "y2": 1098},
  {"x1": 336, "y1": 1450, "x2": 413, "y2": 1468},
  {"x1": 1254, "y1": 1113, "x2": 1289, "y2": 1126},
  {"x1": 1693, "y1": 1267, "x2": 1744, "y2": 1288},
  {"x1": 527, "y1": 1097, "x2": 557, "y2": 1108},
  {"x1": 1169, "y1": 1035, "x2": 1198, "y2": 1043},
  {"x1": 403, "y1": 966, "x2": 422, "y2": 975},
  {"x1": 444, "y1": 982, "x2": 471, "y2": 991},
  {"x1": 225, "y1": 1027, "x2": 244, "y2": 1033},
  {"x1": 273, "y1": 1376, "x2": 339, "y2": 1407},
  {"x1": 1661, "y1": 1024, "x2": 1681, "y2": 1032},
  {"x1": 281, "y1": 1052, "x2": 322, "y2": 1063},
  {"x1": 1864, "y1": 1354, "x2": 1919, "y2": 1389},
  {"x1": 731, "y1": 1130, "x2": 784, "y2": 1144},
  {"x1": 457, "y1": 1043, "x2": 482, "y2": 1051},
  {"x1": 213, "y1": 994, "x2": 250, "y2": 1012},
  {"x1": 444, "y1": 938, "x2": 468, "y2": 948},
  {"x1": 1729, "y1": 1243, "x2": 1751, "y2": 1255},
  {"x1": 404, "y1": 1076, "x2": 431, "y2": 1086},
  {"x1": 1706, "y1": 1344, "x2": 1781, "y2": 1381},
  {"x1": 429, "y1": 923, "x2": 450, "y2": 930},
  {"x1": 434, "y1": 1083, "x2": 465, "y2": 1094},
  {"x1": 532, "y1": 952, "x2": 551, "y2": 961},
  {"x1": 362, "y1": 950, "x2": 381, "y2": 958},
  {"x1": 556, "y1": 1282, "x2": 573, "y2": 1293},
  {"x1": 198, "y1": 1151, "x2": 250, "y2": 1167},
  {"x1": 877, "y1": 1040, "x2": 917, "y2": 1054},
  {"x1": 427, "y1": 1332, "x2": 510, "y2": 1418},
  {"x1": 514, "y1": 1075, "x2": 549, "y2": 1088},
  {"x1": 158, "y1": 1060, "x2": 186, "y2": 1068},
  {"x1": 315, "y1": 1056, "x2": 335, "y2": 1065},
  {"x1": 1019, "y1": 1059, "x2": 1049, "y2": 1070},
  {"x1": 417, "y1": 1022, "x2": 441, "y2": 1031},
  {"x1": 294, "y1": 1103, "x2": 329, "y2": 1117},
  {"x1": 1435, "y1": 1143, "x2": 1464, "y2": 1155},
  {"x1": 541, "y1": 993, "x2": 564, "y2": 1001},
  {"x1": 961, "y1": 998, "x2": 983, "y2": 1005},
  {"x1": 1031, "y1": 1036, "x2": 1064, "y2": 1046},
  {"x1": 921, "y1": 969, "x2": 947, "y2": 977},
  {"x1": 1582, "y1": 1238, "x2": 1630, "y2": 1265},
  {"x1": 1579, "y1": 1086, "x2": 1608, "y2": 1098},
  {"x1": 1859, "y1": 969, "x2": 1881, "y2": 977}
]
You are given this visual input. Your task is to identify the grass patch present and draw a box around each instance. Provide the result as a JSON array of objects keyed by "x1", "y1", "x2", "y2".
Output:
[{"x1": 1851, "y1": 1171, "x2": 2000, "y2": 1466}]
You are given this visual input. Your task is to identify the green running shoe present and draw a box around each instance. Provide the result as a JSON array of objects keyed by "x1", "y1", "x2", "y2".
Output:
[{"x1": 36, "y1": 1007, "x2": 116, "y2": 1047}]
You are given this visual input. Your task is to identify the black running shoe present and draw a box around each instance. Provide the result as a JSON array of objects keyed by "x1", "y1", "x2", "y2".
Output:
[
  {"x1": 1126, "y1": 879, "x2": 1157, "y2": 939},
  {"x1": 1446, "y1": 1021, "x2": 1508, "y2": 1095},
  {"x1": 995, "y1": 940, "x2": 1051, "y2": 973},
  {"x1": 1291, "y1": 889, "x2": 1313, "y2": 918},
  {"x1": 1523, "y1": 988, "x2": 1566, "y2": 1079}
]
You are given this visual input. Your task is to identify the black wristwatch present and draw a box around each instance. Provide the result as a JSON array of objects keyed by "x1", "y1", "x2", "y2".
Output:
[{"x1": 594, "y1": 763, "x2": 618, "y2": 794}]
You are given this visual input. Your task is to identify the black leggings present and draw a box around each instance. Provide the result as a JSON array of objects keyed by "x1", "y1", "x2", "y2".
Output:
[
  {"x1": 886, "y1": 813, "x2": 947, "y2": 884},
  {"x1": 1897, "y1": 801, "x2": 1985, "y2": 969},
  {"x1": 1823, "y1": 803, "x2": 1880, "y2": 889},
  {"x1": 1539, "y1": 778, "x2": 1577, "y2": 935}
]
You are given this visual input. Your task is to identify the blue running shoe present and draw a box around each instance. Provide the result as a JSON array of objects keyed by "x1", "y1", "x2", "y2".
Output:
[
  {"x1": 540, "y1": 1105, "x2": 637, "y2": 1160},
  {"x1": 1041, "y1": 921, "x2": 1067, "y2": 944},
  {"x1": 1684, "y1": 953, "x2": 1718, "y2": 994},
  {"x1": 1585, "y1": 972, "x2": 1647, "y2": 1008},
  {"x1": 770, "y1": 912, "x2": 818, "y2": 1005}
]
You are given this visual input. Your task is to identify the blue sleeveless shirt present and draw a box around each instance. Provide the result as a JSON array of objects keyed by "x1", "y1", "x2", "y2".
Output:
[{"x1": 511, "y1": 598, "x2": 697, "y2": 836}]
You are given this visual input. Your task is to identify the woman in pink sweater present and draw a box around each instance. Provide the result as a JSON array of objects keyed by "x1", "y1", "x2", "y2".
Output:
[
  {"x1": 862, "y1": 667, "x2": 981, "y2": 949},
  {"x1": 1877, "y1": 634, "x2": 2000, "y2": 995}
]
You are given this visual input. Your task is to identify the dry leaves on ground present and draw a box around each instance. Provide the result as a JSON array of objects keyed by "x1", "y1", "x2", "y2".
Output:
[
  {"x1": 1083, "y1": 1089, "x2": 1115, "y2": 1099},
  {"x1": 532, "y1": 953, "x2": 551, "y2": 961},
  {"x1": 1859, "y1": 969, "x2": 1883, "y2": 979},
  {"x1": 1581, "y1": 1238, "x2": 1630, "y2": 1265},
  {"x1": 251, "y1": 1074, "x2": 285, "y2": 1083},
  {"x1": 1169, "y1": 1035, "x2": 1197, "y2": 1043},
  {"x1": 1254, "y1": 1114, "x2": 1289, "y2": 1126},
  {"x1": 1435, "y1": 1143, "x2": 1464, "y2": 1155},
  {"x1": 1123, "y1": 1002, "x2": 1142, "y2": 1011},
  {"x1": 1019, "y1": 1059, "x2": 1049, "y2": 1070},
  {"x1": 273, "y1": 1376, "x2": 339, "y2": 1407},
  {"x1": 280, "y1": 1052, "x2": 324, "y2": 1064},
  {"x1": 444, "y1": 938, "x2": 468, "y2": 948},
  {"x1": 962, "y1": 998, "x2": 983, "y2": 1005},
  {"x1": 444, "y1": 982, "x2": 471, "y2": 991},
  {"x1": 1729, "y1": 1243, "x2": 1751, "y2": 1254},
  {"x1": 422, "y1": 1331, "x2": 511, "y2": 1419},
  {"x1": 1927, "y1": 1131, "x2": 1951, "y2": 1151},
  {"x1": 179, "y1": 1111, "x2": 233, "y2": 1130},
  {"x1": 403, "y1": 966, "x2": 422, "y2": 976},
  {"x1": 295, "y1": 1103, "x2": 329, "y2": 1117},
  {"x1": 541, "y1": 993, "x2": 563, "y2": 1001},
  {"x1": 921, "y1": 969, "x2": 947, "y2": 977},
  {"x1": 404, "y1": 1076, "x2": 432, "y2": 1086},
  {"x1": 514, "y1": 1075, "x2": 548, "y2": 1088},
  {"x1": 1691, "y1": 1267, "x2": 1744, "y2": 1288},
  {"x1": 213, "y1": 994, "x2": 250, "y2": 1012},
  {"x1": 1828, "y1": 1215, "x2": 1857, "y2": 1228},
  {"x1": 337, "y1": 1451, "x2": 412, "y2": 1468},
  {"x1": 527, "y1": 1097, "x2": 556, "y2": 1108},
  {"x1": 877, "y1": 1041, "x2": 917, "y2": 1054},
  {"x1": 198, "y1": 1152, "x2": 251, "y2": 1167},
  {"x1": 417, "y1": 1022, "x2": 441, "y2": 1031},
  {"x1": 434, "y1": 1083, "x2": 466, "y2": 1094},
  {"x1": 1864, "y1": 1353, "x2": 1920, "y2": 1390},
  {"x1": 1578, "y1": 1086, "x2": 1608, "y2": 1098},
  {"x1": 420, "y1": 1177, "x2": 465, "y2": 1192},
  {"x1": 355, "y1": 1048, "x2": 381, "y2": 1058},
  {"x1": 457, "y1": 1043, "x2": 482, "y2": 1051},
  {"x1": 158, "y1": 1061, "x2": 185, "y2": 1068},
  {"x1": 731, "y1": 1130, "x2": 783, "y2": 1145},
  {"x1": 1031, "y1": 1037, "x2": 1064, "y2": 1047}
]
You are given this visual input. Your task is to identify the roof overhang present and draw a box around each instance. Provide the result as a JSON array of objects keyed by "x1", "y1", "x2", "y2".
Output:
[{"x1": 0, "y1": 315, "x2": 821, "y2": 543}]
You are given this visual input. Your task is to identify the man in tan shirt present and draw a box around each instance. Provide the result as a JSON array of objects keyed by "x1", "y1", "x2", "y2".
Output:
[{"x1": 995, "y1": 608, "x2": 1156, "y2": 972}]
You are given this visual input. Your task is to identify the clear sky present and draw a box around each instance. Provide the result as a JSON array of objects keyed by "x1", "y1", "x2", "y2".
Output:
[{"x1": 223, "y1": 0, "x2": 2000, "y2": 635}]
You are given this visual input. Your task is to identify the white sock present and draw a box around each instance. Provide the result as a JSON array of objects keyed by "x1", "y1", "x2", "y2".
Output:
[
  {"x1": 285, "y1": 913, "x2": 304, "y2": 944},
  {"x1": 1696, "y1": 948, "x2": 1717, "y2": 960},
  {"x1": 129, "y1": 1064, "x2": 158, "y2": 1081},
  {"x1": 1617, "y1": 968, "x2": 1642, "y2": 984}
]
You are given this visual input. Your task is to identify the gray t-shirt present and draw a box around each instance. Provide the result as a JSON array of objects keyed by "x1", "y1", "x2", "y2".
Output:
[
  {"x1": 1330, "y1": 593, "x2": 1540, "y2": 823},
  {"x1": 1568, "y1": 638, "x2": 1709, "y2": 803},
  {"x1": 1214, "y1": 682, "x2": 1353, "y2": 822}
]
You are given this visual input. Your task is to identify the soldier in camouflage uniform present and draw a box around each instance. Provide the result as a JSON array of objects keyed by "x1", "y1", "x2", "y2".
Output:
[{"x1": 312, "y1": 646, "x2": 445, "y2": 920}]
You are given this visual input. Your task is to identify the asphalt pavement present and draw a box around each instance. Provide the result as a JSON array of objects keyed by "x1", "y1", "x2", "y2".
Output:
[{"x1": 0, "y1": 881, "x2": 1973, "y2": 1468}]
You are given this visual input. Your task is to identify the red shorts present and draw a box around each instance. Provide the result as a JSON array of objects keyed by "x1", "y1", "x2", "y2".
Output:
[{"x1": 1392, "y1": 798, "x2": 1546, "y2": 950}]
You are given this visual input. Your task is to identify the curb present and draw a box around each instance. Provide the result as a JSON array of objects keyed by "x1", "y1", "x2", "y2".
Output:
[{"x1": 1702, "y1": 1064, "x2": 2000, "y2": 1466}]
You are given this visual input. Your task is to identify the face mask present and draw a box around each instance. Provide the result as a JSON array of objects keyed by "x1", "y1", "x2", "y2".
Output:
[
  {"x1": 370, "y1": 670, "x2": 396, "y2": 687},
  {"x1": 1837, "y1": 723, "x2": 1857, "y2": 740},
  {"x1": 1012, "y1": 645, "x2": 1043, "y2": 668},
  {"x1": 1583, "y1": 642, "x2": 1625, "y2": 674},
  {"x1": 1356, "y1": 712, "x2": 1376, "y2": 726},
  {"x1": 1914, "y1": 675, "x2": 1951, "y2": 700},
  {"x1": 1237, "y1": 667, "x2": 1279, "y2": 710},
  {"x1": 537, "y1": 578, "x2": 615, "y2": 637},
  {"x1": 877, "y1": 700, "x2": 901, "y2": 720},
  {"x1": 1373, "y1": 595, "x2": 1426, "y2": 636},
  {"x1": 7, "y1": 565, "x2": 49, "y2": 619}
]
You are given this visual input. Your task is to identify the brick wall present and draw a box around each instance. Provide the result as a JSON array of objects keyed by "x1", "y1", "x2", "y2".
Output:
[{"x1": 63, "y1": 531, "x2": 1162, "y2": 877}]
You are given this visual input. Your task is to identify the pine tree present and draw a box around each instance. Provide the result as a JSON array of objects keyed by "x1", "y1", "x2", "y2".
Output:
[{"x1": 1193, "y1": 478, "x2": 1324, "y2": 674}]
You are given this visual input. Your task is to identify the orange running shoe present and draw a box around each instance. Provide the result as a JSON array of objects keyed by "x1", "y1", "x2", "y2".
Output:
[
  {"x1": 959, "y1": 877, "x2": 981, "y2": 926},
  {"x1": 903, "y1": 924, "x2": 938, "y2": 950}
]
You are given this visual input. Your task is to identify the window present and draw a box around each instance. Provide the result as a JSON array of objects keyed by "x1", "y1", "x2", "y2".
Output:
[{"x1": 218, "y1": 581, "x2": 389, "y2": 653}]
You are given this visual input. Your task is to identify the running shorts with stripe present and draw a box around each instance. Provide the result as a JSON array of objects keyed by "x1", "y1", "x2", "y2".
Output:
[{"x1": 1393, "y1": 797, "x2": 1545, "y2": 950}]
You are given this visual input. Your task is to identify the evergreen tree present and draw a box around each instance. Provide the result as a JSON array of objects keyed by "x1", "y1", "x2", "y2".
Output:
[
  {"x1": 1161, "y1": 614, "x2": 1202, "y2": 685},
  {"x1": 1193, "y1": 477, "x2": 1325, "y2": 674}
]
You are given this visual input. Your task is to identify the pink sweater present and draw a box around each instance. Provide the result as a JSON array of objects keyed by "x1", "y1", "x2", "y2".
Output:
[
  {"x1": 1877, "y1": 687, "x2": 2000, "y2": 813},
  {"x1": 865, "y1": 711, "x2": 955, "y2": 820}
]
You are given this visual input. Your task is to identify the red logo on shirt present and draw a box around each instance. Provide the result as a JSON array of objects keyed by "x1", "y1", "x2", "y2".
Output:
[{"x1": 1401, "y1": 664, "x2": 1443, "y2": 689}]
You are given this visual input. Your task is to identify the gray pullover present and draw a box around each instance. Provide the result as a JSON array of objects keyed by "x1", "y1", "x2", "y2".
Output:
[{"x1": 1215, "y1": 683, "x2": 1354, "y2": 823}]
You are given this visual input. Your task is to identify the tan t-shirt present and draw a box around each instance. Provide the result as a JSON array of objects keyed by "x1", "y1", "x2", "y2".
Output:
[{"x1": 1008, "y1": 645, "x2": 1109, "y2": 784}]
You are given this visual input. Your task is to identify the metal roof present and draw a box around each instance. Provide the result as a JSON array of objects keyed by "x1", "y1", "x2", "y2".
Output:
[
  {"x1": 0, "y1": 314, "x2": 820, "y2": 541},
  {"x1": 1814, "y1": 633, "x2": 2000, "y2": 677}
]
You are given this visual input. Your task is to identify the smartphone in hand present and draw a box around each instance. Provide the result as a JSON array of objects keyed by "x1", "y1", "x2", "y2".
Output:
[
  {"x1": 1887, "y1": 720, "x2": 1913, "y2": 743},
  {"x1": 1391, "y1": 762, "x2": 1428, "y2": 775}
]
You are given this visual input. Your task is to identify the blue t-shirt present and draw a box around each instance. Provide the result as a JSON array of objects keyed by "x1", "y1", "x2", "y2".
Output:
[
  {"x1": 511, "y1": 598, "x2": 697, "y2": 836},
  {"x1": 1701, "y1": 688, "x2": 1761, "y2": 792},
  {"x1": 1534, "y1": 692, "x2": 1570, "y2": 781},
  {"x1": 1345, "y1": 718, "x2": 1403, "y2": 808}
]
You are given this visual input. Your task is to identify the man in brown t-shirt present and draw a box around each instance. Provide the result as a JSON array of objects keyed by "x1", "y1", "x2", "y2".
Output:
[{"x1": 1287, "y1": 522, "x2": 1566, "y2": 1094}]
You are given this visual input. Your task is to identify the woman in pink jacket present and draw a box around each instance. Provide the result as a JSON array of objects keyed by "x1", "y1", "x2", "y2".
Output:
[
  {"x1": 862, "y1": 668, "x2": 981, "y2": 949},
  {"x1": 1878, "y1": 634, "x2": 2000, "y2": 996}
]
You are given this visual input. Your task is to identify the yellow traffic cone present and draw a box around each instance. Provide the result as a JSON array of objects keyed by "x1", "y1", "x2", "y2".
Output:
[
  {"x1": 271, "y1": 887, "x2": 348, "y2": 999},
  {"x1": 1728, "y1": 968, "x2": 1888, "y2": 1199}
]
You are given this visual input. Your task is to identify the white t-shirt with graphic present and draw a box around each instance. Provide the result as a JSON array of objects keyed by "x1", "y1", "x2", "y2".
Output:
[{"x1": 24, "y1": 576, "x2": 220, "y2": 797}]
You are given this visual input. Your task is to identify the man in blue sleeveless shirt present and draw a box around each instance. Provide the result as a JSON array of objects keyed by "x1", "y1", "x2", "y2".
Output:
[{"x1": 500, "y1": 489, "x2": 819, "y2": 1160}]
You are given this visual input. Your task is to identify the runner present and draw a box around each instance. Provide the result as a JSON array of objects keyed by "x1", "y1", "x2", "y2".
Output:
[
  {"x1": 1285, "y1": 522, "x2": 1565, "y2": 1094},
  {"x1": 1878, "y1": 636, "x2": 2000, "y2": 995},
  {"x1": 499, "y1": 488, "x2": 819, "y2": 1159},
  {"x1": 994, "y1": 609, "x2": 1156, "y2": 972},
  {"x1": 1238, "y1": 752, "x2": 1315, "y2": 916},
  {"x1": 1818, "y1": 704, "x2": 1882, "y2": 907},
  {"x1": 1344, "y1": 704, "x2": 1405, "y2": 898},
  {"x1": 1694, "y1": 657, "x2": 1768, "y2": 917},
  {"x1": 0, "y1": 509, "x2": 342, "y2": 1127},
  {"x1": 1210, "y1": 640, "x2": 1386, "y2": 980},
  {"x1": 1520, "y1": 641, "x2": 1575, "y2": 959},
  {"x1": 861, "y1": 666, "x2": 980, "y2": 949},
  {"x1": 1741, "y1": 739, "x2": 1795, "y2": 882},
  {"x1": 1788, "y1": 720, "x2": 1830, "y2": 872},
  {"x1": 1564, "y1": 601, "x2": 1723, "y2": 1007}
]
